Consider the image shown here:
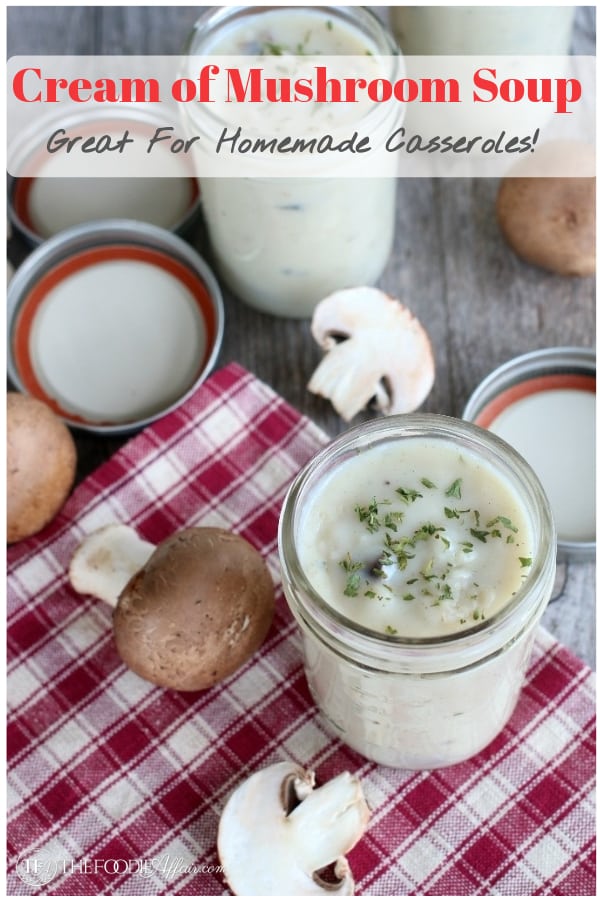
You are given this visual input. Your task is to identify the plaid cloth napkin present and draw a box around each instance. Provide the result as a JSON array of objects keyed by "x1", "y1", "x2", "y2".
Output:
[{"x1": 7, "y1": 363, "x2": 595, "y2": 896}]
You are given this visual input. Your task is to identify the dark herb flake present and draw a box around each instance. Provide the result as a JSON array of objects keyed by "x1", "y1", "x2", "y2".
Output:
[
  {"x1": 263, "y1": 41, "x2": 284, "y2": 55},
  {"x1": 383, "y1": 511, "x2": 404, "y2": 531},
  {"x1": 487, "y1": 515, "x2": 518, "y2": 533},
  {"x1": 343, "y1": 572, "x2": 361, "y2": 597},
  {"x1": 339, "y1": 553, "x2": 361, "y2": 573},
  {"x1": 396, "y1": 486, "x2": 422, "y2": 504},
  {"x1": 445, "y1": 478, "x2": 463, "y2": 499}
]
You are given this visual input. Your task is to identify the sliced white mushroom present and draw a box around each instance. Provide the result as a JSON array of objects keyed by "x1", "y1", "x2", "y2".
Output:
[
  {"x1": 308, "y1": 287, "x2": 435, "y2": 421},
  {"x1": 217, "y1": 761, "x2": 370, "y2": 896}
]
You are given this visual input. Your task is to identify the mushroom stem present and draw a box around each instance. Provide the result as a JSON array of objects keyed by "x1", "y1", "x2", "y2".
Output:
[
  {"x1": 69, "y1": 524, "x2": 155, "y2": 607},
  {"x1": 288, "y1": 771, "x2": 371, "y2": 876}
]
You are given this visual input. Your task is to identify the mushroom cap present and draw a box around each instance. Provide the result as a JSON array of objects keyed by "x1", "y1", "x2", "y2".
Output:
[
  {"x1": 112, "y1": 527, "x2": 275, "y2": 691},
  {"x1": 308, "y1": 287, "x2": 435, "y2": 421},
  {"x1": 7, "y1": 392, "x2": 77, "y2": 543},
  {"x1": 496, "y1": 141, "x2": 596, "y2": 277}
]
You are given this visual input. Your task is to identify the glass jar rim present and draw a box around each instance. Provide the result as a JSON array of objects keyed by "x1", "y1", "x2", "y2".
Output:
[
  {"x1": 278, "y1": 413, "x2": 556, "y2": 672},
  {"x1": 181, "y1": 5, "x2": 403, "y2": 142},
  {"x1": 184, "y1": 5, "x2": 400, "y2": 57}
]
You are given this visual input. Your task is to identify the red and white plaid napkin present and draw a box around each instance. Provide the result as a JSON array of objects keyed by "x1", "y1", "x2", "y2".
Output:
[{"x1": 7, "y1": 363, "x2": 596, "y2": 896}]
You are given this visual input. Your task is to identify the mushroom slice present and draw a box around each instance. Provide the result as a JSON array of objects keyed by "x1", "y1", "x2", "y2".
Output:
[
  {"x1": 69, "y1": 524, "x2": 275, "y2": 691},
  {"x1": 308, "y1": 287, "x2": 434, "y2": 421},
  {"x1": 217, "y1": 761, "x2": 370, "y2": 896}
]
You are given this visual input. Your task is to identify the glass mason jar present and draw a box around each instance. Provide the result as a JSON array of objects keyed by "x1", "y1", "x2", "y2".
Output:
[
  {"x1": 390, "y1": 6, "x2": 575, "y2": 55},
  {"x1": 183, "y1": 6, "x2": 402, "y2": 318},
  {"x1": 278, "y1": 414, "x2": 556, "y2": 769}
]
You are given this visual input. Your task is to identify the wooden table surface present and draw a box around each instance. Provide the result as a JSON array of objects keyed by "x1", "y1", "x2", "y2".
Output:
[{"x1": 7, "y1": 6, "x2": 596, "y2": 667}]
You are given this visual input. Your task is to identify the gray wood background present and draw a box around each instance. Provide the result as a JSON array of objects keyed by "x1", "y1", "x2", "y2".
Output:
[{"x1": 7, "y1": 6, "x2": 596, "y2": 667}]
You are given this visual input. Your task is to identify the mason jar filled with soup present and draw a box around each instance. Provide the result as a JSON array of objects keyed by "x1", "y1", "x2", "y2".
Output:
[
  {"x1": 279, "y1": 415, "x2": 556, "y2": 769},
  {"x1": 390, "y1": 5, "x2": 575, "y2": 55},
  {"x1": 182, "y1": 6, "x2": 402, "y2": 317}
]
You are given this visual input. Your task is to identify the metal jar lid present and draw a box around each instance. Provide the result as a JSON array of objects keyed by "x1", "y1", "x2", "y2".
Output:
[
  {"x1": 8, "y1": 105, "x2": 201, "y2": 246},
  {"x1": 463, "y1": 347, "x2": 596, "y2": 562},
  {"x1": 7, "y1": 220, "x2": 224, "y2": 435}
]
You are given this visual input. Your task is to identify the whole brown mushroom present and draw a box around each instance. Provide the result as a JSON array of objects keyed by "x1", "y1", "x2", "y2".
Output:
[
  {"x1": 69, "y1": 524, "x2": 275, "y2": 691},
  {"x1": 496, "y1": 141, "x2": 596, "y2": 277},
  {"x1": 7, "y1": 392, "x2": 77, "y2": 543}
]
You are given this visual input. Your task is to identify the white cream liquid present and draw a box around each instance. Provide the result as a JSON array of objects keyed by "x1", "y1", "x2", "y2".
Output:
[
  {"x1": 298, "y1": 439, "x2": 534, "y2": 638},
  {"x1": 186, "y1": 8, "x2": 399, "y2": 317},
  {"x1": 489, "y1": 389, "x2": 595, "y2": 543},
  {"x1": 293, "y1": 436, "x2": 544, "y2": 768}
]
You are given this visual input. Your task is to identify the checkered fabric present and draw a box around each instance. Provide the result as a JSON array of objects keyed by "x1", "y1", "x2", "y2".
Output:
[{"x1": 7, "y1": 363, "x2": 596, "y2": 896}]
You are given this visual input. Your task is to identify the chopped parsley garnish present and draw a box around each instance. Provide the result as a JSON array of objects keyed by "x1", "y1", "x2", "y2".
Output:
[
  {"x1": 383, "y1": 511, "x2": 404, "y2": 531},
  {"x1": 396, "y1": 486, "x2": 422, "y2": 504},
  {"x1": 445, "y1": 478, "x2": 463, "y2": 499},
  {"x1": 438, "y1": 583, "x2": 453, "y2": 601},
  {"x1": 355, "y1": 498, "x2": 381, "y2": 532},
  {"x1": 336, "y1": 473, "x2": 532, "y2": 630},
  {"x1": 339, "y1": 554, "x2": 362, "y2": 597},
  {"x1": 488, "y1": 515, "x2": 518, "y2": 533},
  {"x1": 263, "y1": 41, "x2": 284, "y2": 55},
  {"x1": 413, "y1": 523, "x2": 445, "y2": 542},
  {"x1": 344, "y1": 574, "x2": 360, "y2": 597}
]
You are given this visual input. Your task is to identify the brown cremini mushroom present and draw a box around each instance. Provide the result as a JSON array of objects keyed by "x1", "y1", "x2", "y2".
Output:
[
  {"x1": 7, "y1": 392, "x2": 77, "y2": 543},
  {"x1": 496, "y1": 141, "x2": 596, "y2": 276},
  {"x1": 217, "y1": 761, "x2": 370, "y2": 895},
  {"x1": 69, "y1": 524, "x2": 275, "y2": 691},
  {"x1": 308, "y1": 287, "x2": 435, "y2": 421}
]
